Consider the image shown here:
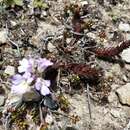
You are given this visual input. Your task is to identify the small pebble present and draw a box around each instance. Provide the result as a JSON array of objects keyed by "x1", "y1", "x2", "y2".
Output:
[
  {"x1": 10, "y1": 20, "x2": 17, "y2": 27},
  {"x1": 22, "y1": 89, "x2": 41, "y2": 102},
  {"x1": 121, "y1": 47, "x2": 130, "y2": 63},
  {"x1": 48, "y1": 42, "x2": 57, "y2": 53},
  {"x1": 119, "y1": 22, "x2": 130, "y2": 32},
  {"x1": 4, "y1": 66, "x2": 15, "y2": 76},
  {"x1": 125, "y1": 33, "x2": 130, "y2": 40},
  {"x1": 45, "y1": 114, "x2": 53, "y2": 124},
  {"x1": 0, "y1": 96, "x2": 5, "y2": 106},
  {"x1": 80, "y1": 1, "x2": 88, "y2": 6},
  {"x1": 0, "y1": 29, "x2": 7, "y2": 44},
  {"x1": 41, "y1": 11, "x2": 48, "y2": 17},
  {"x1": 116, "y1": 83, "x2": 130, "y2": 105}
]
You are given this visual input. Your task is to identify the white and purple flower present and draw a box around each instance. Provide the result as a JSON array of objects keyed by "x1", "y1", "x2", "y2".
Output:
[
  {"x1": 23, "y1": 72, "x2": 35, "y2": 84},
  {"x1": 37, "y1": 58, "x2": 53, "y2": 72},
  {"x1": 35, "y1": 78, "x2": 51, "y2": 96},
  {"x1": 11, "y1": 74, "x2": 24, "y2": 85},
  {"x1": 10, "y1": 73, "x2": 34, "y2": 95},
  {"x1": 11, "y1": 80, "x2": 31, "y2": 95},
  {"x1": 18, "y1": 58, "x2": 35, "y2": 73},
  {"x1": 10, "y1": 57, "x2": 53, "y2": 96}
]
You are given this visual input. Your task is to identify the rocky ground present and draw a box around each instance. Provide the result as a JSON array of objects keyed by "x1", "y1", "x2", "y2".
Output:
[{"x1": 1, "y1": 0, "x2": 130, "y2": 130}]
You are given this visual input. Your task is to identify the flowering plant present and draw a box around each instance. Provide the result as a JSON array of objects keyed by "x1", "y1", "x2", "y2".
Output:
[{"x1": 10, "y1": 57, "x2": 53, "y2": 96}]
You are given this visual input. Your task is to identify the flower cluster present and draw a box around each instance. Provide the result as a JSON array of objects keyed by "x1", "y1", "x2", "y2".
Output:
[{"x1": 10, "y1": 57, "x2": 53, "y2": 96}]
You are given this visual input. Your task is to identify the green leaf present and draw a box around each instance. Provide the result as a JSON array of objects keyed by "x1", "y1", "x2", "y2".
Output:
[{"x1": 13, "y1": 0, "x2": 23, "y2": 6}]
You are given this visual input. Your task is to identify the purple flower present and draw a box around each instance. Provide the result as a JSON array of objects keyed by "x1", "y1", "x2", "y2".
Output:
[
  {"x1": 23, "y1": 72, "x2": 31, "y2": 79},
  {"x1": 11, "y1": 74, "x2": 24, "y2": 85},
  {"x1": 10, "y1": 57, "x2": 53, "y2": 96},
  {"x1": 18, "y1": 58, "x2": 53, "y2": 73},
  {"x1": 10, "y1": 72, "x2": 35, "y2": 95},
  {"x1": 11, "y1": 80, "x2": 30, "y2": 94},
  {"x1": 35, "y1": 78, "x2": 51, "y2": 96},
  {"x1": 37, "y1": 58, "x2": 53, "y2": 72},
  {"x1": 41, "y1": 84, "x2": 50, "y2": 96},
  {"x1": 35, "y1": 78, "x2": 42, "y2": 91},
  {"x1": 23, "y1": 72, "x2": 35, "y2": 84},
  {"x1": 18, "y1": 58, "x2": 35, "y2": 73}
]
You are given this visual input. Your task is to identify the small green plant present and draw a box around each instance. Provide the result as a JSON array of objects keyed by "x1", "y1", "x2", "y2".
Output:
[
  {"x1": 2, "y1": 0, "x2": 23, "y2": 6},
  {"x1": 69, "y1": 74, "x2": 81, "y2": 90},
  {"x1": 10, "y1": 104, "x2": 28, "y2": 130},
  {"x1": 30, "y1": 107, "x2": 40, "y2": 125},
  {"x1": 33, "y1": 0, "x2": 48, "y2": 9},
  {"x1": 58, "y1": 93, "x2": 70, "y2": 112}
]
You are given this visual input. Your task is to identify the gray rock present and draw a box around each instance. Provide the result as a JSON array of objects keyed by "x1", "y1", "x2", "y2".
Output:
[
  {"x1": 4, "y1": 66, "x2": 15, "y2": 76},
  {"x1": 41, "y1": 11, "x2": 48, "y2": 17},
  {"x1": 110, "y1": 109, "x2": 120, "y2": 118},
  {"x1": 87, "y1": 32, "x2": 96, "y2": 39},
  {"x1": 45, "y1": 114, "x2": 53, "y2": 125},
  {"x1": 0, "y1": 107, "x2": 4, "y2": 112},
  {"x1": 10, "y1": 20, "x2": 17, "y2": 27},
  {"x1": 122, "y1": 75, "x2": 128, "y2": 82},
  {"x1": 111, "y1": 84, "x2": 120, "y2": 90},
  {"x1": 22, "y1": 89, "x2": 41, "y2": 102},
  {"x1": 116, "y1": 83, "x2": 130, "y2": 105},
  {"x1": 0, "y1": 96, "x2": 5, "y2": 106},
  {"x1": 0, "y1": 29, "x2": 7, "y2": 44},
  {"x1": 119, "y1": 22, "x2": 130, "y2": 32},
  {"x1": 4, "y1": 94, "x2": 22, "y2": 111},
  {"x1": 108, "y1": 92, "x2": 117, "y2": 103},
  {"x1": 48, "y1": 42, "x2": 57, "y2": 53},
  {"x1": 121, "y1": 48, "x2": 130, "y2": 63},
  {"x1": 125, "y1": 64, "x2": 130, "y2": 70},
  {"x1": 125, "y1": 33, "x2": 130, "y2": 40},
  {"x1": 124, "y1": 120, "x2": 130, "y2": 130}
]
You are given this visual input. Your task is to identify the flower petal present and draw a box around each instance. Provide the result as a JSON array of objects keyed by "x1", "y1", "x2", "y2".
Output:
[
  {"x1": 23, "y1": 72, "x2": 31, "y2": 79},
  {"x1": 18, "y1": 58, "x2": 34, "y2": 73},
  {"x1": 18, "y1": 58, "x2": 29, "y2": 73},
  {"x1": 44, "y1": 80, "x2": 51, "y2": 87},
  {"x1": 35, "y1": 78, "x2": 42, "y2": 91},
  {"x1": 11, "y1": 74, "x2": 24, "y2": 85},
  {"x1": 26, "y1": 76, "x2": 35, "y2": 84},
  {"x1": 40, "y1": 85, "x2": 50, "y2": 96},
  {"x1": 35, "y1": 79, "x2": 51, "y2": 95},
  {"x1": 11, "y1": 80, "x2": 30, "y2": 95},
  {"x1": 37, "y1": 58, "x2": 53, "y2": 72}
]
